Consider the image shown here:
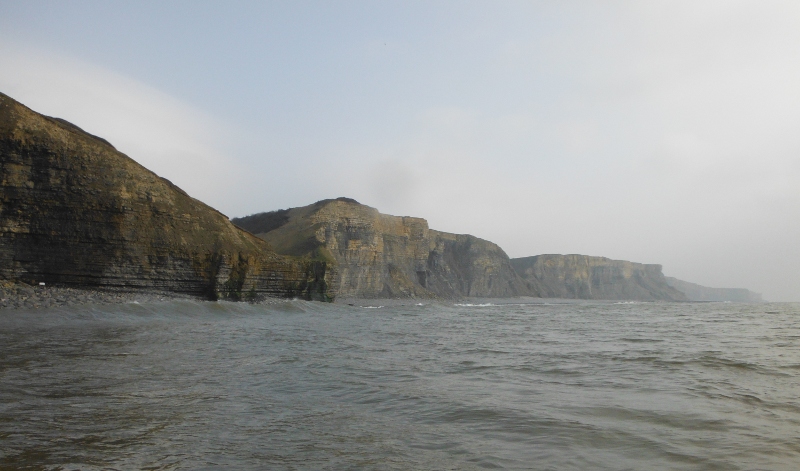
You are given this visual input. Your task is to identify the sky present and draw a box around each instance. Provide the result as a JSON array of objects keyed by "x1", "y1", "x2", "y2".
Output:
[{"x1": 1, "y1": 1, "x2": 799, "y2": 301}]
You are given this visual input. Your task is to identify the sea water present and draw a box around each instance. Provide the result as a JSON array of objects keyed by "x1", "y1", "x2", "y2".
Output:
[{"x1": 0, "y1": 300, "x2": 798, "y2": 470}]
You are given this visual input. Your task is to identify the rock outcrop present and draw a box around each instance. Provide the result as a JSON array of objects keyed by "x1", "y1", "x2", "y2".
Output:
[
  {"x1": 0, "y1": 92, "x2": 333, "y2": 301},
  {"x1": 233, "y1": 198, "x2": 532, "y2": 299},
  {"x1": 664, "y1": 277, "x2": 763, "y2": 302},
  {"x1": 510, "y1": 254, "x2": 687, "y2": 301}
]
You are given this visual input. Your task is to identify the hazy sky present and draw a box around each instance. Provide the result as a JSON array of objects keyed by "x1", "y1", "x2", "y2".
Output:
[{"x1": 1, "y1": 1, "x2": 799, "y2": 301}]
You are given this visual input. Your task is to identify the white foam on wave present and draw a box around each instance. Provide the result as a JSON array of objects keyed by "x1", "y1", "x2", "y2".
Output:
[{"x1": 454, "y1": 303, "x2": 495, "y2": 307}]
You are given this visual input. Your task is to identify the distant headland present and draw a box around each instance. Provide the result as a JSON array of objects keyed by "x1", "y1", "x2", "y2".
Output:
[{"x1": 0, "y1": 92, "x2": 763, "y2": 307}]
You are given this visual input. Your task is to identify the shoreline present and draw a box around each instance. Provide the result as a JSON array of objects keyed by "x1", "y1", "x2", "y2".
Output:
[
  {"x1": 332, "y1": 296, "x2": 682, "y2": 307},
  {"x1": 0, "y1": 281, "x2": 200, "y2": 310},
  {"x1": 1, "y1": 282, "x2": 769, "y2": 311},
  {"x1": 333, "y1": 296, "x2": 767, "y2": 307},
  {"x1": 0, "y1": 281, "x2": 321, "y2": 310}
]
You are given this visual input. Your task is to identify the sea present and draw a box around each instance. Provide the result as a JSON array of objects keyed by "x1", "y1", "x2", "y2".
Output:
[{"x1": 0, "y1": 300, "x2": 798, "y2": 470}]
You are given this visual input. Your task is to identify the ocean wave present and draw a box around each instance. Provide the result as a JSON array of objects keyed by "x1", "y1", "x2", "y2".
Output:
[{"x1": 1, "y1": 301, "x2": 798, "y2": 469}]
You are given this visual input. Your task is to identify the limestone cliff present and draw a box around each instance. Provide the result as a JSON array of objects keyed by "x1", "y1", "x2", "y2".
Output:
[
  {"x1": 664, "y1": 277, "x2": 763, "y2": 302},
  {"x1": 510, "y1": 254, "x2": 687, "y2": 301},
  {"x1": 233, "y1": 198, "x2": 532, "y2": 299},
  {"x1": 0, "y1": 92, "x2": 333, "y2": 301}
]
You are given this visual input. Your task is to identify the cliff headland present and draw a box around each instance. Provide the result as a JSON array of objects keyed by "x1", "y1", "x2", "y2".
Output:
[
  {"x1": 511, "y1": 254, "x2": 687, "y2": 301},
  {"x1": 664, "y1": 277, "x2": 763, "y2": 303},
  {"x1": 232, "y1": 198, "x2": 531, "y2": 299}
]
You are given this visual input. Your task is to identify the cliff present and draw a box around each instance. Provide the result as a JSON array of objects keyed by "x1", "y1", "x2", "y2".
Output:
[
  {"x1": 232, "y1": 198, "x2": 532, "y2": 299},
  {"x1": 0, "y1": 92, "x2": 333, "y2": 301},
  {"x1": 510, "y1": 254, "x2": 687, "y2": 301},
  {"x1": 664, "y1": 277, "x2": 763, "y2": 302}
]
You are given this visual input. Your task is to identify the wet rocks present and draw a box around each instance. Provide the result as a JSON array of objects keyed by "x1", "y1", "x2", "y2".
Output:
[{"x1": 0, "y1": 280, "x2": 184, "y2": 309}]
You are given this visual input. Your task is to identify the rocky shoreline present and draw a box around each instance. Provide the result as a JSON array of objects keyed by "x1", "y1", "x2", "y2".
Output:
[
  {"x1": 0, "y1": 281, "x2": 198, "y2": 310},
  {"x1": 0, "y1": 281, "x2": 317, "y2": 310}
]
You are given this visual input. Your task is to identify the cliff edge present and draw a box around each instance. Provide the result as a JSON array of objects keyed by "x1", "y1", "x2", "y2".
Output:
[
  {"x1": 664, "y1": 277, "x2": 763, "y2": 302},
  {"x1": 0, "y1": 92, "x2": 332, "y2": 301},
  {"x1": 233, "y1": 198, "x2": 532, "y2": 299},
  {"x1": 510, "y1": 254, "x2": 687, "y2": 301}
]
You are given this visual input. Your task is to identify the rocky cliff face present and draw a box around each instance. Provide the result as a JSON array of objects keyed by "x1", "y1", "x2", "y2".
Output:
[
  {"x1": 510, "y1": 254, "x2": 687, "y2": 301},
  {"x1": 233, "y1": 198, "x2": 532, "y2": 299},
  {"x1": 0, "y1": 92, "x2": 333, "y2": 301},
  {"x1": 664, "y1": 277, "x2": 763, "y2": 302}
]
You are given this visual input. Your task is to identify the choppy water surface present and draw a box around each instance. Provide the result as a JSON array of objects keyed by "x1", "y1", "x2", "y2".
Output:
[{"x1": 1, "y1": 300, "x2": 799, "y2": 470}]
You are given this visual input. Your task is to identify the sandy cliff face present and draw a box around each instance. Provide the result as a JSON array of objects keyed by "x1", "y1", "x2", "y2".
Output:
[
  {"x1": 0, "y1": 92, "x2": 332, "y2": 301},
  {"x1": 233, "y1": 199, "x2": 531, "y2": 299},
  {"x1": 510, "y1": 254, "x2": 687, "y2": 301}
]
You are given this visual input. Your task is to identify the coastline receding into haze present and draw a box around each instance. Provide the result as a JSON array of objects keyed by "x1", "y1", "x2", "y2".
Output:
[
  {"x1": 1, "y1": 2, "x2": 799, "y2": 470},
  {"x1": 0, "y1": 92, "x2": 761, "y2": 305},
  {"x1": 1, "y1": 1, "x2": 798, "y2": 301}
]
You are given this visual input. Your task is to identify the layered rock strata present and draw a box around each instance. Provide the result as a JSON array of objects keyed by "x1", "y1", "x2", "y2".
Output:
[
  {"x1": 0, "y1": 92, "x2": 333, "y2": 301},
  {"x1": 233, "y1": 198, "x2": 532, "y2": 299},
  {"x1": 664, "y1": 277, "x2": 763, "y2": 302},
  {"x1": 510, "y1": 254, "x2": 687, "y2": 301}
]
